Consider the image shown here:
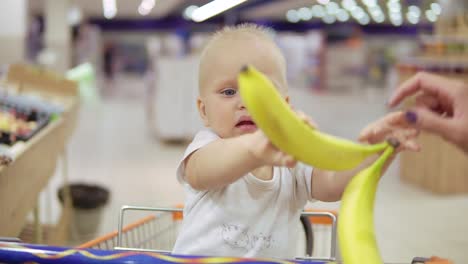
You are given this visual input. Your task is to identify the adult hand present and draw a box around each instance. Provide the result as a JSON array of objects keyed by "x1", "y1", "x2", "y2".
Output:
[{"x1": 388, "y1": 72, "x2": 468, "y2": 154}]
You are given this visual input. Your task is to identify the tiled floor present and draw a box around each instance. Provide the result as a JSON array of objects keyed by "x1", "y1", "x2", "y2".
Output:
[{"x1": 40, "y1": 74, "x2": 468, "y2": 263}]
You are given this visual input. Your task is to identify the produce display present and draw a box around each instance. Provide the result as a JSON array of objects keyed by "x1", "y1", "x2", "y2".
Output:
[{"x1": 0, "y1": 92, "x2": 60, "y2": 146}]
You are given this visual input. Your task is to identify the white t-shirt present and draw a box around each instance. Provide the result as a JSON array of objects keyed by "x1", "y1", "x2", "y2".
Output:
[{"x1": 172, "y1": 130, "x2": 315, "y2": 259}]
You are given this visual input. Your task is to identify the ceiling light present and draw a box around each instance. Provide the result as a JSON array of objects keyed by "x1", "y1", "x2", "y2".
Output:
[
  {"x1": 286, "y1": 9, "x2": 300, "y2": 23},
  {"x1": 326, "y1": 2, "x2": 340, "y2": 15},
  {"x1": 342, "y1": 0, "x2": 357, "y2": 11},
  {"x1": 183, "y1": 5, "x2": 198, "y2": 20},
  {"x1": 103, "y1": 0, "x2": 117, "y2": 19},
  {"x1": 138, "y1": 6, "x2": 151, "y2": 16},
  {"x1": 368, "y1": 6, "x2": 381, "y2": 16},
  {"x1": 392, "y1": 20, "x2": 403, "y2": 26},
  {"x1": 387, "y1": 2, "x2": 401, "y2": 13},
  {"x1": 140, "y1": 0, "x2": 155, "y2": 10},
  {"x1": 374, "y1": 13, "x2": 385, "y2": 23},
  {"x1": 387, "y1": 1, "x2": 400, "y2": 8},
  {"x1": 138, "y1": 0, "x2": 155, "y2": 16},
  {"x1": 408, "y1": 5, "x2": 421, "y2": 17},
  {"x1": 352, "y1": 7, "x2": 366, "y2": 20},
  {"x1": 68, "y1": 6, "x2": 82, "y2": 26},
  {"x1": 336, "y1": 9, "x2": 350, "y2": 22},
  {"x1": 362, "y1": 0, "x2": 377, "y2": 7},
  {"x1": 390, "y1": 15, "x2": 403, "y2": 26},
  {"x1": 191, "y1": 0, "x2": 247, "y2": 22},
  {"x1": 323, "y1": 14, "x2": 336, "y2": 24},
  {"x1": 430, "y1": 2, "x2": 441, "y2": 15},
  {"x1": 390, "y1": 12, "x2": 401, "y2": 20},
  {"x1": 369, "y1": 8, "x2": 384, "y2": 23},
  {"x1": 358, "y1": 14, "x2": 370, "y2": 25},
  {"x1": 298, "y1": 7, "x2": 313, "y2": 20},
  {"x1": 407, "y1": 13, "x2": 419, "y2": 24},
  {"x1": 407, "y1": 11, "x2": 419, "y2": 20},
  {"x1": 425, "y1": 9, "x2": 437, "y2": 22},
  {"x1": 311, "y1": 5, "x2": 326, "y2": 18}
]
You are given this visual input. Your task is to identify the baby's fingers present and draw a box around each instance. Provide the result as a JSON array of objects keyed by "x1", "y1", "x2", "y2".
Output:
[
  {"x1": 283, "y1": 155, "x2": 297, "y2": 168},
  {"x1": 274, "y1": 151, "x2": 297, "y2": 168},
  {"x1": 391, "y1": 129, "x2": 421, "y2": 152},
  {"x1": 359, "y1": 112, "x2": 419, "y2": 143},
  {"x1": 296, "y1": 110, "x2": 318, "y2": 129},
  {"x1": 359, "y1": 124, "x2": 391, "y2": 144}
]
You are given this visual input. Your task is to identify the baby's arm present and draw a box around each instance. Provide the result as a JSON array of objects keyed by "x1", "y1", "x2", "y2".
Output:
[
  {"x1": 311, "y1": 157, "x2": 378, "y2": 202},
  {"x1": 185, "y1": 130, "x2": 296, "y2": 190}
]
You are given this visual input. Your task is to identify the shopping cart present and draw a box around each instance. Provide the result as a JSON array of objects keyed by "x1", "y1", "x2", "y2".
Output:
[{"x1": 78, "y1": 205, "x2": 338, "y2": 262}]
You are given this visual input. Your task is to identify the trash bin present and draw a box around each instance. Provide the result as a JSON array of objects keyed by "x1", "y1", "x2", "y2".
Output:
[{"x1": 58, "y1": 183, "x2": 109, "y2": 239}]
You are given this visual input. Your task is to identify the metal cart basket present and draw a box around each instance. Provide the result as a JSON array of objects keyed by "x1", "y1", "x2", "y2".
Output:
[{"x1": 79, "y1": 205, "x2": 338, "y2": 262}]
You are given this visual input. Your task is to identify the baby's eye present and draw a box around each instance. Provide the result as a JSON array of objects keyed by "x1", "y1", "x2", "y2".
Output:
[{"x1": 221, "y1": 88, "x2": 237, "y2": 96}]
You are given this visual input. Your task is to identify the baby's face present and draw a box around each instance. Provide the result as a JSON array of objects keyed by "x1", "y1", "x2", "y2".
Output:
[{"x1": 197, "y1": 35, "x2": 288, "y2": 138}]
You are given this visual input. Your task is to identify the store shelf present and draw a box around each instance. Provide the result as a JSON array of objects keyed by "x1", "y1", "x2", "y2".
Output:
[{"x1": 0, "y1": 64, "x2": 79, "y2": 242}]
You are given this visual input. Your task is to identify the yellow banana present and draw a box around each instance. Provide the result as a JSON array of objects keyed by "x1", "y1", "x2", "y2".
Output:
[
  {"x1": 238, "y1": 65, "x2": 388, "y2": 171},
  {"x1": 338, "y1": 144, "x2": 396, "y2": 264},
  {"x1": 238, "y1": 65, "x2": 399, "y2": 263}
]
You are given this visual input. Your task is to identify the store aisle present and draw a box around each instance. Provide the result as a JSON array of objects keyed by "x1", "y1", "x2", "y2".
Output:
[{"x1": 55, "y1": 74, "x2": 468, "y2": 263}]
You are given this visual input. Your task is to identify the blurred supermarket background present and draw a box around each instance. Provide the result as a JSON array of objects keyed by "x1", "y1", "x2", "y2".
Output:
[{"x1": 1, "y1": 0, "x2": 468, "y2": 263}]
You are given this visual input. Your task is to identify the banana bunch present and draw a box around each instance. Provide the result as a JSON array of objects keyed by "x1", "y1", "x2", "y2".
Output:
[
  {"x1": 338, "y1": 144, "x2": 396, "y2": 264},
  {"x1": 238, "y1": 65, "x2": 400, "y2": 264},
  {"x1": 238, "y1": 65, "x2": 388, "y2": 171}
]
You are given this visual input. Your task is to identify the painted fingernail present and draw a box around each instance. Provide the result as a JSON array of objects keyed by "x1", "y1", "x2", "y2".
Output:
[{"x1": 405, "y1": 111, "x2": 417, "y2": 124}]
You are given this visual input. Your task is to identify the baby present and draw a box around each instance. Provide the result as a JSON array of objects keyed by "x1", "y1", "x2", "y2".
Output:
[{"x1": 172, "y1": 23, "x2": 418, "y2": 259}]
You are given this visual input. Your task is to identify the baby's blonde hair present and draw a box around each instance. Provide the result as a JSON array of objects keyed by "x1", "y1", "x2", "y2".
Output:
[
  {"x1": 198, "y1": 23, "x2": 287, "y2": 94},
  {"x1": 206, "y1": 23, "x2": 275, "y2": 45}
]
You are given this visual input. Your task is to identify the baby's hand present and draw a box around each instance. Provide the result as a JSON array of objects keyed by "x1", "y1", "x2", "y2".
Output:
[
  {"x1": 246, "y1": 130, "x2": 297, "y2": 168},
  {"x1": 296, "y1": 110, "x2": 318, "y2": 129},
  {"x1": 358, "y1": 111, "x2": 420, "y2": 152},
  {"x1": 244, "y1": 109, "x2": 317, "y2": 168}
]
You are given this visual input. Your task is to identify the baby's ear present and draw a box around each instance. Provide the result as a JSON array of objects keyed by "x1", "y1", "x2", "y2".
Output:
[{"x1": 197, "y1": 97, "x2": 210, "y2": 127}]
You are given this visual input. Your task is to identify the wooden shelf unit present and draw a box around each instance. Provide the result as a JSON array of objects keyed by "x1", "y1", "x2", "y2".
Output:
[
  {"x1": 397, "y1": 13, "x2": 468, "y2": 194},
  {"x1": 0, "y1": 64, "x2": 79, "y2": 244}
]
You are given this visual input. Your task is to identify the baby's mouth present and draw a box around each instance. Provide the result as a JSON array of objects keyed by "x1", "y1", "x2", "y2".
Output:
[
  {"x1": 236, "y1": 120, "x2": 255, "y2": 127},
  {"x1": 235, "y1": 119, "x2": 257, "y2": 132}
]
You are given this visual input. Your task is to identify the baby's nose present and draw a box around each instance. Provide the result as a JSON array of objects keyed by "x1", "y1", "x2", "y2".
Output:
[{"x1": 237, "y1": 98, "x2": 246, "y2": 109}]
